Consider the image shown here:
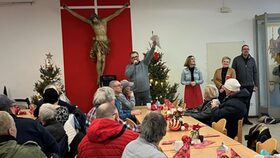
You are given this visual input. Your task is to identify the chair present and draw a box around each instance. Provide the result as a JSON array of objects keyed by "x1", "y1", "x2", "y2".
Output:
[
  {"x1": 256, "y1": 138, "x2": 278, "y2": 153},
  {"x1": 126, "y1": 118, "x2": 137, "y2": 129},
  {"x1": 234, "y1": 118, "x2": 243, "y2": 143},
  {"x1": 212, "y1": 118, "x2": 227, "y2": 135}
]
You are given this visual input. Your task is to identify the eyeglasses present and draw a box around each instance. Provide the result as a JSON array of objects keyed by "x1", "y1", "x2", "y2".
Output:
[
  {"x1": 114, "y1": 84, "x2": 122, "y2": 87},
  {"x1": 242, "y1": 48, "x2": 249, "y2": 50},
  {"x1": 131, "y1": 56, "x2": 138, "y2": 59}
]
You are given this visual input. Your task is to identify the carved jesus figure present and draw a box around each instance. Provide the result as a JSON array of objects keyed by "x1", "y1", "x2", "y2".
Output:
[{"x1": 63, "y1": 3, "x2": 129, "y2": 84}]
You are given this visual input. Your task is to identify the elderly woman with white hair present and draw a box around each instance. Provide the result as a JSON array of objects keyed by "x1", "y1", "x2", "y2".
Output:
[
  {"x1": 39, "y1": 103, "x2": 68, "y2": 142},
  {"x1": 85, "y1": 86, "x2": 115, "y2": 130},
  {"x1": 39, "y1": 103, "x2": 68, "y2": 158},
  {"x1": 211, "y1": 78, "x2": 249, "y2": 139},
  {"x1": 184, "y1": 84, "x2": 219, "y2": 126}
]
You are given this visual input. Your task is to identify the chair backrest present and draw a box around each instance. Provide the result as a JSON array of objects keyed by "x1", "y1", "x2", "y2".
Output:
[
  {"x1": 126, "y1": 118, "x2": 137, "y2": 129},
  {"x1": 100, "y1": 75, "x2": 116, "y2": 87},
  {"x1": 256, "y1": 138, "x2": 278, "y2": 153},
  {"x1": 234, "y1": 118, "x2": 243, "y2": 143},
  {"x1": 212, "y1": 118, "x2": 227, "y2": 135}
]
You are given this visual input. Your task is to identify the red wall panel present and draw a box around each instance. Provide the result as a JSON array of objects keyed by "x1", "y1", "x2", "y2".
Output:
[{"x1": 61, "y1": 0, "x2": 131, "y2": 112}]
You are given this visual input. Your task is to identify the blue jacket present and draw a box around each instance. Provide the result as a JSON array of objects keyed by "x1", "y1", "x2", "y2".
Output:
[
  {"x1": 181, "y1": 67, "x2": 203, "y2": 85},
  {"x1": 115, "y1": 98, "x2": 131, "y2": 121}
]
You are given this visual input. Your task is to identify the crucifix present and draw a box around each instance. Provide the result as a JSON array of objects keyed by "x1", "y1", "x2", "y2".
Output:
[{"x1": 63, "y1": 1, "x2": 129, "y2": 85}]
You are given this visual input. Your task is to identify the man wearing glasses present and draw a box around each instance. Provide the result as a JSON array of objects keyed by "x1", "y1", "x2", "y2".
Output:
[
  {"x1": 232, "y1": 45, "x2": 258, "y2": 125},
  {"x1": 125, "y1": 41, "x2": 157, "y2": 106}
]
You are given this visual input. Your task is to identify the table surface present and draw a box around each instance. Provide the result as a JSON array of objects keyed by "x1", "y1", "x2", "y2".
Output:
[{"x1": 134, "y1": 106, "x2": 258, "y2": 158}]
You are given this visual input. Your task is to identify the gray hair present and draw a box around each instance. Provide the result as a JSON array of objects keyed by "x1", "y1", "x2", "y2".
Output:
[
  {"x1": 92, "y1": 87, "x2": 115, "y2": 106},
  {"x1": 0, "y1": 111, "x2": 15, "y2": 135},
  {"x1": 96, "y1": 102, "x2": 116, "y2": 119},
  {"x1": 140, "y1": 112, "x2": 167, "y2": 143},
  {"x1": 204, "y1": 84, "x2": 219, "y2": 100},
  {"x1": 39, "y1": 103, "x2": 57, "y2": 124}
]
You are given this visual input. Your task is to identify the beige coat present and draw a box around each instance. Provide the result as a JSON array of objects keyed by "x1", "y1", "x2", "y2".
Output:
[{"x1": 213, "y1": 67, "x2": 236, "y2": 89}]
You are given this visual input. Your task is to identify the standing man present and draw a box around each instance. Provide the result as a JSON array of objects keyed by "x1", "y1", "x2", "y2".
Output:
[
  {"x1": 232, "y1": 45, "x2": 258, "y2": 125},
  {"x1": 125, "y1": 41, "x2": 157, "y2": 106}
]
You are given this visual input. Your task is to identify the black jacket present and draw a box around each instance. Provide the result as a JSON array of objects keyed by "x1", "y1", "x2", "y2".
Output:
[
  {"x1": 232, "y1": 54, "x2": 258, "y2": 87},
  {"x1": 185, "y1": 100, "x2": 212, "y2": 126},
  {"x1": 13, "y1": 115, "x2": 59, "y2": 156},
  {"x1": 211, "y1": 89, "x2": 249, "y2": 138}
]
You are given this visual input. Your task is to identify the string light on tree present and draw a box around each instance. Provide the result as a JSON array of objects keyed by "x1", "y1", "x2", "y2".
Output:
[
  {"x1": 144, "y1": 33, "x2": 179, "y2": 103},
  {"x1": 31, "y1": 53, "x2": 62, "y2": 105}
]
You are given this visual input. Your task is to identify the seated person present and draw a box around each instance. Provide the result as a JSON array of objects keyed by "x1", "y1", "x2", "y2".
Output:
[
  {"x1": 211, "y1": 78, "x2": 248, "y2": 139},
  {"x1": 184, "y1": 84, "x2": 219, "y2": 126},
  {"x1": 109, "y1": 80, "x2": 141, "y2": 121},
  {"x1": 119, "y1": 80, "x2": 135, "y2": 110},
  {"x1": 39, "y1": 103, "x2": 68, "y2": 158},
  {"x1": 78, "y1": 102, "x2": 139, "y2": 158},
  {"x1": 34, "y1": 85, "x2": 76, "y2": 117},
  {"x1": 0, "y1": 94, "x2": 59, "y2": 157},
  {"x1": 122, "y1": 112, "x2": 167, "y2": 158},
  {"x1": 85, "y1": 86, "x2": 115, "y2": 130},
  {"x1": 0, "y1": 111, "x2": 47, "y2": 158}
]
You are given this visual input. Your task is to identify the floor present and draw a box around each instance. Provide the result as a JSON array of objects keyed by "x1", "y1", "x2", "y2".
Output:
[{"x1": 242, "y1": 118, "x2": 280, "y2": 152}]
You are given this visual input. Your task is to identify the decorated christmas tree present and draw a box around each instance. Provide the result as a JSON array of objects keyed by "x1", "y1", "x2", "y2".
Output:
[
  {"x1": 31, "y1": 53, "x2": 61, "y2": 104},
  {"x1": 146, "y1": 40, "x2": 179, "y2": 103}
]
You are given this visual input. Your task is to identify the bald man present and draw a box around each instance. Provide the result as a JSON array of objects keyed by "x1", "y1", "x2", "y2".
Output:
[{"x1": 78, "y1": 102, "x2": 138, "y2": 158}]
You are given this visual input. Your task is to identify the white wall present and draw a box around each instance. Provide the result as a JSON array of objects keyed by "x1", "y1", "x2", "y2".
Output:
[
  {"x1": 130, "y1": 0, "x2": 280, "y2": 115},
  {"x1": 1, "y1": 0, "x2": 280, "y2": 115},
  {"x1": 0, "y1": 0, "x2": 63, "y2": 99}
]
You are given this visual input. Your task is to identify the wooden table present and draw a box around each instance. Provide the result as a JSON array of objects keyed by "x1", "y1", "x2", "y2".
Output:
[{"x1": 135, "y1": 107, "x2": 258, "y2": 158}]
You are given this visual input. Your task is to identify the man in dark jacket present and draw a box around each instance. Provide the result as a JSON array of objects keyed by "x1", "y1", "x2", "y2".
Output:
[
  {"x1": 0, "y1": 94, "x2": 59, "y2": 157},
  {"x1": 232, "y1": 45, "x2": 258, "y2": 125},
  {"x1": 211, "y1": 79, "x2": 249, "y2": 139},
  {"x1": 0, "y1": 111, "x2": 47, "y2": 158}
]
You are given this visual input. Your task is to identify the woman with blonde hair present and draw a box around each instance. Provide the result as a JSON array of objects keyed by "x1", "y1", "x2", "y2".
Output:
[
  {"x1": 184, "y1": 84, "x2": 219, "y2": 126},
  {"x1": 213, "y1": 56, "x2": 236, "y2": 102},
  {"x1": 181, "y1": 55, "x2": 203, "y2": 109}
]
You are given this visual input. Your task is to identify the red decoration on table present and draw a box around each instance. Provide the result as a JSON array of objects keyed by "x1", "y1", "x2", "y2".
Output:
[
  {"x1": 169, "y1": 119, "x2": 182, "y2": 131},
  {"x1": 230, "y1": 148, "x2": 241, "y2": 158},
  {"x1": 192, "y1": 123, "x2": 203, "y2": 131},
  {"x1": 163, "y1": 98, "x2": 176, "y2": 109},
  {"x1": 181, "y1": 135, "x2": 192, "y2": 144},
  {"x1": 192, "y1": 140, "x2": 215, "y2": 149},
  {"x1": 173, "y1": 137, "x2": 191, "y2": 158}
]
